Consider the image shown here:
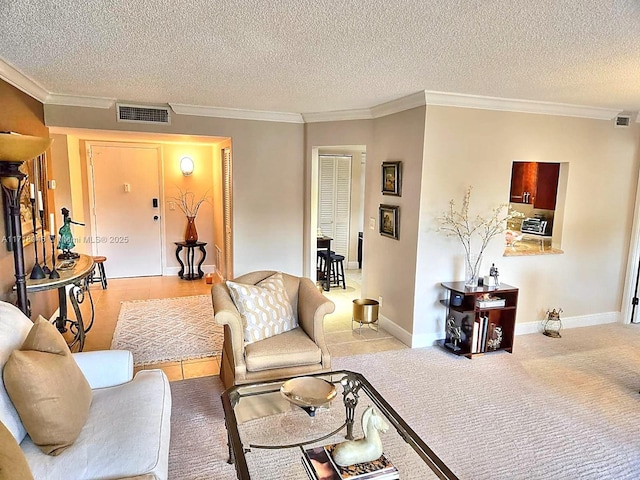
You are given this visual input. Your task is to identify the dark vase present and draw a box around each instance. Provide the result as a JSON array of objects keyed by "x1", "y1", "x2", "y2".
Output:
[{"x1": 185, "y1": 216, "x2": 198, "y2": 244}]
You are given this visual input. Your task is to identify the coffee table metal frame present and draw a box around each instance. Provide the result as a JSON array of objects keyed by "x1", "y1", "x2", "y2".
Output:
[{"x1": 221, "y1": 369, "x2": 458, "y2": 480}]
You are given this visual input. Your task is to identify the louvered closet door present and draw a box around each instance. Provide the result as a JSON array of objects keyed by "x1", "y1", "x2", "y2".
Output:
[{"x1": 318, "y1": 155, "x2": 352, "y2": 259}]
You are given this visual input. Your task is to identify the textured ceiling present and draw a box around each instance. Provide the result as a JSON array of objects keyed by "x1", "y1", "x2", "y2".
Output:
[{"x1": 1, "y1": 0, "x2": 640, "y2": 114}]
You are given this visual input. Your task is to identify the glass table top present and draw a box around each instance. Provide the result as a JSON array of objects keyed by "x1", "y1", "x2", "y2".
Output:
[{"x1": 221, "y1": 370, "x2": 458, "y2": 480}]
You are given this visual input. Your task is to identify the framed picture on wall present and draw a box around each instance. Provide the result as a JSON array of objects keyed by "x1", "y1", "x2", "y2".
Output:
[
  {"x1": 381, "y1": 161, "x2": 402, "y2": 196},
  {"x1": 379, "y1": 204, "x2": 400, "y2": 240}
]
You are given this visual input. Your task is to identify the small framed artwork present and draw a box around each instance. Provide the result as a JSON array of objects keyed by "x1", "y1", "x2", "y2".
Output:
[
  {"x1": 379, "y1": 204, "x2": 400, "y2": 240},
  {"x1": 381, "y1": 161, "x2": 402, "y2": 196}
]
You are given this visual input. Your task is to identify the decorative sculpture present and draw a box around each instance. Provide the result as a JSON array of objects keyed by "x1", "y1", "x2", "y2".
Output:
[
  {"x1": 445, "y1": 316, "x2": 462, "y2": 351},
  {"x1": 57, "y1": 207, "x2": 84, "y2": 259},
  {"x1": 332, "y1": 406, "x2": 389, "y2": 467}
]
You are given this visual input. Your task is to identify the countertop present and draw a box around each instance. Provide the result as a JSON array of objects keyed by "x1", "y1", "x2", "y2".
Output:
[{"x1": 503, "y1": 231, "x2": 563, "y2": 256}]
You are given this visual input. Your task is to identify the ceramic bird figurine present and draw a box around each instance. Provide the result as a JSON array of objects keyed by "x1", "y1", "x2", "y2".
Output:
[{"x1": 332, "y1": 406, "x2": 389, "y2": 466}]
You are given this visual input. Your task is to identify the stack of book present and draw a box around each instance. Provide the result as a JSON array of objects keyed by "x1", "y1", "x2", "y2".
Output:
[
  {"x1": 301, "y1": 444, "x2": 399, "y2": 480},
  {"x1": 470, "y1": 316, "x2": 500, "y2": 353},
  {"x1": 476, "y1": 296, "x2": 505, "y2": 309}
]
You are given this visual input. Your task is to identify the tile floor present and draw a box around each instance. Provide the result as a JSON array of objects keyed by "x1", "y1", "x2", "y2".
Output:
[{"x1": 80, "y1": 270, "x2": 407, "y2": 382}]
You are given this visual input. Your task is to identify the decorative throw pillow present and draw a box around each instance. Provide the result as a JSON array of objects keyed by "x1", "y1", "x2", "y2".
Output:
[
  {"x1": 3, "y1": 317, "x2": 92, "y2": 456},
  {"x1": 227, "y1": 272, "x2": 298, "y2": 344},
  {"x1": 0, "y1": 420, "x2": 33, "y2": 480}
]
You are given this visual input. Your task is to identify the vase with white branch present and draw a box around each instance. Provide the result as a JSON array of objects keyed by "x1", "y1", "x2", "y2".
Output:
[
  {"x1": 169, "y1": 188, "x2": 209, "y2": 244},
  {"x1": 438, "y1": 186, "x2": 523, "y2": 287}
]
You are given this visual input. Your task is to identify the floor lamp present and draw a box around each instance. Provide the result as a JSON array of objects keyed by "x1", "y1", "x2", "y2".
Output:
[{"x1": 0, "y1": 133, "x2": 52, "y2": 316}]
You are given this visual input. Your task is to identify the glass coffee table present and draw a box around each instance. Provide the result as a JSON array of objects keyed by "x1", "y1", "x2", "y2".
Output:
[{"x1": 221, "y1": 370, "x2": 458, "y2": 480}]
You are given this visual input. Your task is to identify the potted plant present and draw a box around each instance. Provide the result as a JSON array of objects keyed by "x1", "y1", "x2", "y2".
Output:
[{"x1": 169, "y1": 188, "x2": 209, "y2": 244}]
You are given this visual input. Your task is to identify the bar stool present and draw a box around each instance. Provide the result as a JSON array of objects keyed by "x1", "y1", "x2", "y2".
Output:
[
  {"x1": 317, "y1": 249, "x2": 335, "y2": 273},
  {"x1": 329, "y1": 253, "x2": 346, "y2": 289},
  {"x1": 90, "y1": 256, "x2": 108, "y2": 289}
]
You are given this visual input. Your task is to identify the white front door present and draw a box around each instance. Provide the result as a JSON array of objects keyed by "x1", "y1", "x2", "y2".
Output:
[{"x1": 89, "y1": 143, "x2": 163, "y2": 278}]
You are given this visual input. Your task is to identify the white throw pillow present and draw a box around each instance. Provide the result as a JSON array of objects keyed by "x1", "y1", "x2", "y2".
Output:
[{"x1": 226, "y1": 272, "x2": 298, "y2": 344}]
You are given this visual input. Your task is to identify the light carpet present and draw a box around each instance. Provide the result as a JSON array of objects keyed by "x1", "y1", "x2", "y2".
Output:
[
  {"x1": 168, "y1": 323, "x2": 640, "y2": 479},
  {"x1": 112, "y1": 295, "x2": 222, "y2": 366}
]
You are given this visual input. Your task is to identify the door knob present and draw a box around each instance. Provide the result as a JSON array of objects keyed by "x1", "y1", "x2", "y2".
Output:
[{"x1": 153, "y1": 215, "x2": 159, "y2": 221}]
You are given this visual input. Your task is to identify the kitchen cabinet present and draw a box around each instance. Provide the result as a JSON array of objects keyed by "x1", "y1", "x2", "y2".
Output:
[{"x1": 509, "y1": 162, "x2": 560, "y2": 210}]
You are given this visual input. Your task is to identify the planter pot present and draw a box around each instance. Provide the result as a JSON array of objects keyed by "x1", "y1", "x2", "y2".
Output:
[
  {"x1": 185, "y1": 216, "x2": 198, "y2": 244},
  {"x1": 465, "y1": 253, "x2": 482, "y2": 288}
]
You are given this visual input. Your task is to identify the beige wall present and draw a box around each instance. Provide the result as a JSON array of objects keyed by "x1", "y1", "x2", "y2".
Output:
[
  {"x1": 45, "y1": 104, "x2": 305, "y2": 277},
  {"x1": 162, "y1": 143, "x2": 216, "y2": 269},
  {"x1": 366, "y1": 107, "x2": 427, "y2": 337},
  {"x1": 0, "y1": 79, "x2": 56, "y2": 317},
  {"x1": 414, "y1": 106, "x2": 640, "y2": 344},
  {"x1": 42, "y1": 98, "x2": 640, "y2": 348}
]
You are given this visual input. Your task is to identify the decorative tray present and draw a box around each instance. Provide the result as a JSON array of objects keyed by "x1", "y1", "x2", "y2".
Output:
[
  {"x1": 57, "y1": 260, "x2": 77, "y2": 271},
  {"x1": 280, "y1": 377, "x2": 337, "y2": 409}
]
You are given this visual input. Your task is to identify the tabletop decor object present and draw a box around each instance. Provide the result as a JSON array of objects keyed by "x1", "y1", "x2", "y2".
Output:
[
  {"x1": 28, "y1": 189, "x2": 45, "y2": 279},
  {"x1": 437, "y1": 186, "x2": 522, "y2": 287},
  {"x1": 332, "y1": 405, "x2": 390, "y2": 467},
  {"x1": 543, "y1": 308, "x2": 563, "y2": 338},
  {"x1": 57, "y1": 207, "x2": 84, "y2": 259},
  {"x1": 280, "y1": 376, "x2": 337, "y2": 416},
  {"x1": 40, "y1": 206, "x2": 50, "y2": 274},
  {"x1": 0, "y1": 132, "x2": 52, "y2": 315},
  {"x1": 168, "y1": 188, "x2": 209, "y2": 244}
]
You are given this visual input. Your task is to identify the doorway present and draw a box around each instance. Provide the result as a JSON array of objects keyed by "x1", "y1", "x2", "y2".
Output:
[
  {"x1": 310, "y1": 146, "x2": 366, "y2": 281},
  {"x1": 87, "y1": 142, "x2": 163, "y2": 278}
]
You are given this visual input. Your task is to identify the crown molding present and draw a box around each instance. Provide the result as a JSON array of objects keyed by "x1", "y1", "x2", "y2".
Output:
[
  {"x1": 371, "y1": 91, "x2": 427, "y2": 118},
  {"x1": 303, "y1": 91, "x2": 428, "y2": 123},
  {"x1": 46, "y1": 93, "x2": 115, "y2": 109},
  {"x1": 302, "y1": 108, "x2": 373, "y2": 123},
  {"x1": 169, "y1": 103, "x2": 304, "y2": 124},
  {"x1": 0, "y1": 55, "x2": 624, "y2": 123},
  {"x1": 424, "y1": 90, "x2": 621, "y2": 120},
  {"x1": 0, "y1": 58, "x2": 49, "y2": 102}
]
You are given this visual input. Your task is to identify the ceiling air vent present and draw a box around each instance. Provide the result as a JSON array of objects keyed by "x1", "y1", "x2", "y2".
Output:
[
  {"x1": 116, "y1": 103, "x2": 171, "y2": 125},
  {"x1": 614, "y1": 115, "x2": 631, "y2": 128}
]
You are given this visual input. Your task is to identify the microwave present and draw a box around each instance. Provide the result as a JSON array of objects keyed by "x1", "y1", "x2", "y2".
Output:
[{"x1": 521, "y1": 217, "x2": 552, "y2": 235}]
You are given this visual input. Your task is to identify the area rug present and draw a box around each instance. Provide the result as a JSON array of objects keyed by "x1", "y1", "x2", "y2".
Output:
[
  {"x1": 112, "y1": 295, "x2": 222, "y2": 366},
  {"x1": 168, "y1": 323, "x2": 640, "y2": 479}
]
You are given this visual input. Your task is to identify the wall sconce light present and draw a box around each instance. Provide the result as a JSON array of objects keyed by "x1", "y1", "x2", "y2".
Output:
[{"x1": 180, "y1": 156, "x2": 194, "y2": 176}]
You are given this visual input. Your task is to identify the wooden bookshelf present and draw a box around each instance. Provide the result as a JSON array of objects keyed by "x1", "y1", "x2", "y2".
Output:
[{"x1": 439, "y1": 282, "x2": 519, "y2": 358}]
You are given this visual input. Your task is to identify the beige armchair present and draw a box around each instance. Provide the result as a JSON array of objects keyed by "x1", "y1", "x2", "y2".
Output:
[{"x1": 212, "y1": 271, "x2": 335, "y2": 389}]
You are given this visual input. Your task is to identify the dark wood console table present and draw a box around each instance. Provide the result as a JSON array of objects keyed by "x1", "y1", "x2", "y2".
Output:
[
  {"x1": 175, "y1": 241, "x2": 207, "y2": 280},
  {"x1": 22, "y1": 254, "x2": 95, "y2": 352}
]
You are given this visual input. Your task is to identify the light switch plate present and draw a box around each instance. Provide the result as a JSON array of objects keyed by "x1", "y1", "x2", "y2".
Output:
[{"x1": 369, "y1": 217, "x2": 375, "y2": 230}]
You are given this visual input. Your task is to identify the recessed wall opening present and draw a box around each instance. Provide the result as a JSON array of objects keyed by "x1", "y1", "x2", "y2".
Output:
[{"x1": 504, "y1": 160, "x2": 569, "y2": 256}]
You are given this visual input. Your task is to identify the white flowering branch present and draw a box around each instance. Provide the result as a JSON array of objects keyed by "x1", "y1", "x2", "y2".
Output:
[
  {"x1": 168, "y1": 188, "x2": 210, "y2": 217},
  {"x1": 437, "y1": 186, "x2": 523, "y2": 276}
]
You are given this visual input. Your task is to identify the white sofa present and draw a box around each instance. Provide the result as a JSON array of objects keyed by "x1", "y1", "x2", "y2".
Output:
[{"x1": 0, "y1": 301, "x2": 172, "y2": 480}]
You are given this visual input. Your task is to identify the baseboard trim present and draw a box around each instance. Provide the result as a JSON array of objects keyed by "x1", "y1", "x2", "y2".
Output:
[
  {"x1": 379, "y1": 311, "x2": 621, "y2": 348},
  {"x1": 164, "y1": 264, "x2": 216, "y2": 276},
  {"x1": 347, "y1": 261, "x2": 359, "y2": 270},
  {"x1": 514, "y1": 311, "x2": 620, "y2": 336}
]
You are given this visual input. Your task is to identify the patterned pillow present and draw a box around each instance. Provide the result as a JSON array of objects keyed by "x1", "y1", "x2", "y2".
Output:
[{"x1": 226, "y1": 272, "x2": 298, "y2": 344}]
